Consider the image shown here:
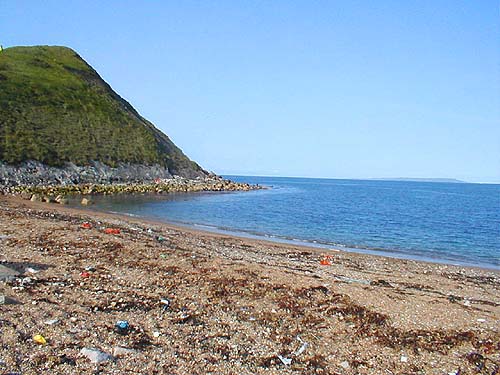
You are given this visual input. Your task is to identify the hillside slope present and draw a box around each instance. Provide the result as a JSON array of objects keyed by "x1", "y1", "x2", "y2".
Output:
[{"x1": 0, "y1": 45, "x2": 206, "y2": 178}]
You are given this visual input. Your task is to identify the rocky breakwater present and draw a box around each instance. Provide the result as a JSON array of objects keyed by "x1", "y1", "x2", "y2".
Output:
[{"x1": 3, "y1": 176, "x2": 263, "y2": 205}]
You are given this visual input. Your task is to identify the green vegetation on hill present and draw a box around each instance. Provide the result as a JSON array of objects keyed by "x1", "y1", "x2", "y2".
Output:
[{"x1": 0, "y1": 45, "x2": 204, "y2": 176}]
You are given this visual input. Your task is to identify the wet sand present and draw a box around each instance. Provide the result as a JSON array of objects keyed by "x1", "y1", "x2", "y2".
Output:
[{"x1": 0, "y1": 195, "x2": 498, "y2": 374}]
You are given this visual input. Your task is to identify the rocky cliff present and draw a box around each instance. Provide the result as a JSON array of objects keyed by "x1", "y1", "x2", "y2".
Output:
[{"x1": 0, "y1": 45, "x2": 207, "y2": 185}]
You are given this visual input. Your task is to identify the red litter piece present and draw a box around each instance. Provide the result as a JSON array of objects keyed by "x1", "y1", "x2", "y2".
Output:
[
  {"x1": 80, "y1": 271, "x2": 90, "y2": 278},
  {"x1": 81, "y1": 222, "x2": 92, "y2": 229},
  {"x1": 104, "y1": 228, "x2": 120, "y2": 235},
  {"x1": 320, "y1": 258, "x2": 332, "y2": 266}
]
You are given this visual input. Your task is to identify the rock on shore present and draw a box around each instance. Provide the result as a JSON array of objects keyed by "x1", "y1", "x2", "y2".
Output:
[
  {"x1": 0, "y1": 160, "x2": 177, "y2": 187},
  {"x1": 0, "y1": 160, "x2": 261, "y2": 199}
]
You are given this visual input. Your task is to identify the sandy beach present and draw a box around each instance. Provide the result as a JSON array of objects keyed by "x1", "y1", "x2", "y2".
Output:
[{"x1": 0, "y1": 195, "x2": 498, "y2": 374}]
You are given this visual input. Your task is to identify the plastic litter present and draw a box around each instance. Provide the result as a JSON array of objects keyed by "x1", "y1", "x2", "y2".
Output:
[
  {"x1": 104, "y1": 228, "x2": 121, "y2": 235},
  {"x1": 80, "y1": 348, "x2": 113, "y2": 364},
  {"x1": 340, "y1": 361, "x2": 350, "y2": 369},
  {"x1": 44, "y1": 319, "x2": 60, "y2": 326},
  {"x1": 156, "y1": 236, "x2": 166, "y2": 242},
  {"x1": 80, "y1": 271, "x2": 90, "y2": 278},
  {"x1": 112, "y1": 346, "x2": 136, "y2": 357},
  {"x1": 320, "y1": 258, "x2": 331, "y2": 266},
  {"x1": 400, "y1": 355, "x2": 408, "y2": 363},
  {"x1": 33, "y1": 334, "x2": 47, "y2": 345},
  {"x1": 114, "y1": 320, "x2": 130, "y2": 335},
  {"x1": 161, "y1": 298, "x2": 171, "y2": 313},
  {"x1": 293, "y1": 336, "x2": 309, "y2": 356},
  {"x1": 278, "y1": 355, "x2": 292, "y2": 366},
  {"x1": 81, "y1": 222, "x2": 92, "y2": 229}
]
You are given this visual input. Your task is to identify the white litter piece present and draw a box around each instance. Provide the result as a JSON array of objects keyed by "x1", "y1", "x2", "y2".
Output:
[
  {"x1": 80, "y1": 348, "x2": 113, "y2": 364},
  {"x1": 278, "y1": 355, "x2": 292, "y2": 366}
]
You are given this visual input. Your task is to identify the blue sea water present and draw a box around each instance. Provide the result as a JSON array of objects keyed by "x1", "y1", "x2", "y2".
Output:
[{"x1": 88, "y1": 176, "x2": 500, "y2": 270}]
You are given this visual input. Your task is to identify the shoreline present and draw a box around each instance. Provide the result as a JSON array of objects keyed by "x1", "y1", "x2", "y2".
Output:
[
  {"x1": 28, "y1": 194, "x2": 499, "y2": 273},
  {"x1": 71, "y1": 194, "x2": 499, "y2": 272},
  {"x1": 1, "y1": 195, "x2": 499, "y2": 374}
]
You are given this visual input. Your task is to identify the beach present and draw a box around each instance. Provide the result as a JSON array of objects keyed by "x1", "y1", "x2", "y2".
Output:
[{"x1": 0, "y1": 195, "x2": 498, "y2": 374}]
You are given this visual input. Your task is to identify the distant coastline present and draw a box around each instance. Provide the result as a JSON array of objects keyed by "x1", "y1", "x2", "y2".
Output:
[{"x1": 370, "y1": 177, "x2": 466, "y2": 183}]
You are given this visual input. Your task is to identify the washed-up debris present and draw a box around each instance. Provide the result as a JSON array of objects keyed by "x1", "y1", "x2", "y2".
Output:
[
  {"x1": 33, "y1": 334, "x2": 47, "y2": 345},
  {"x1": 81, "y1": 222, "x2": 92, "y2": 229},
  {"x1": 44, "y1": 319, "x2": 60, "y2": 325},
  {"x1": 80, "y1": 348, "x2": 113, "y2": 364},
  {"x1": 293, "y1": 336, "x2": 309, "y2": 356},
  {"x1": 153, "y1": 331, "x2": 161, "y2": 338},
  {"x1": 276, "y1": 336, "x2": 309, "y2": 366},
  {"x1": 85, "y1": 266, "x2": 96, "y2": 272},
  {"x1": 156, "y1": 236, "x2": 166, "y2": 242},
  {"x1": 320, "y1": 258, "x2": 331, "y2": 266},
  {"x1": 319, "y1": 255, "x2": 334, "y2": 266},
  {"x1": 277, "y1": 355, "x2": 292, "y2": 366},
  {"x1": 160, "y1": 298, "x2": 170, "y2": 313},
  {"x1": 112, "y1": 346, "x2": 137, "y2": 357},
  {"x1": 400, "y1": 355, "x2": 408, "y2": 362},
  {"x1": 370, "y1": 279, "x2": 393, "y2": 287},
  {"x1": 340, "y1": 360, "x2": 350, "y2": 369},
  {"x1": 114, "y1": 320, "x2": 130, "y2": 335},
  {"x1": 80, "y1": 271, "x2": 90, "y2": 278},
  {"x1": 104, "y1": 228, "x2": 120, "y2": 235},
  {"x1": 0, "y1": 295, "x2": 5, "y2": 305},
  {"x1": 25, "y1": 267, "x2": 39, "y2": 274}
]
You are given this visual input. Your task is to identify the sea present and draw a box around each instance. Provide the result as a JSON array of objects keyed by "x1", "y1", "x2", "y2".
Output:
[{"x1": 85, "y1": 176, "x2": 500, "y2": 270}]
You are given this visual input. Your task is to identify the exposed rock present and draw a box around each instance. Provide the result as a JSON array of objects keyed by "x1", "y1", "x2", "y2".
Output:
[
  {"x1": 0, "y1": 160, "x2": 175, "y2": 187},
  {"x1": 81, "y1": 198, "x2": 92, "y2": 206},
  {"x1": 0, "y1": 264, "x2": 19, "y2": 281}
]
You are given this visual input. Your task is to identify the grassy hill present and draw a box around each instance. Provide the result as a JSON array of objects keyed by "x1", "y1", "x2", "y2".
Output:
[{"x1": 0, "y1": 45, "x2": 205, "y2": 177}]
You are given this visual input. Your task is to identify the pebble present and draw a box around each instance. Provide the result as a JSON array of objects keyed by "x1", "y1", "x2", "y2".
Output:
[
  {"x1": 400, "y1": 355, "x2": 408, "y2": 363},
  {"x1": 44, "y1": 319, "x2": 60, "y2": 325}
]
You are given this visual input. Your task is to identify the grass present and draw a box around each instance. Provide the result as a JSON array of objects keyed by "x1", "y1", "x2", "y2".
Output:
[{"x1": 0, "y1": 45, "x2": 203, "y2": 175}]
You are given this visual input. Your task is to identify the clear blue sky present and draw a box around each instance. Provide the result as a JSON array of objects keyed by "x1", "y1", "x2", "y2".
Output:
[{"x1": 2, "y1": 1, "x2": 499, "y2": 182}]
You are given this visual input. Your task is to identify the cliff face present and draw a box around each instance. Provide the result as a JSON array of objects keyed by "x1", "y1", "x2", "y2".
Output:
[{"x1": 0, "y1": 45, "x2": 207, "y2": 183}]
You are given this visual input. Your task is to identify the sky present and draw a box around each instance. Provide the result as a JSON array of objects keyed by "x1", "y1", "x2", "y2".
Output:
[{"x1": 2, "y1": 1, "x2": 499, "y2": 182}]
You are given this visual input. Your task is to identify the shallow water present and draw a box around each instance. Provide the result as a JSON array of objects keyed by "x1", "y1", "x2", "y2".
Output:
[{"x1": 83, "y1": 176, "x2": 500, "y2": 270}]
